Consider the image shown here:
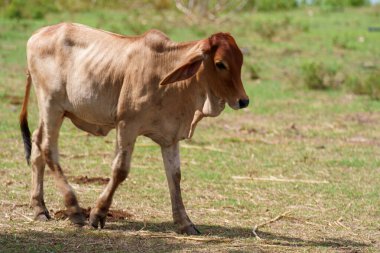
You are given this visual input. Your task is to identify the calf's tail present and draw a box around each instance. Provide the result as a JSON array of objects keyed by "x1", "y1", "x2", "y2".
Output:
[{"x1": 19, "y1": 71, "x2": 32, "y2": 165}]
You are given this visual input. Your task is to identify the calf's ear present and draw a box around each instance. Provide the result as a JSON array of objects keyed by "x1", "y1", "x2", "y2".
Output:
[{"x1": 159, "y1": 53, "x2": 204, "y2": 86}]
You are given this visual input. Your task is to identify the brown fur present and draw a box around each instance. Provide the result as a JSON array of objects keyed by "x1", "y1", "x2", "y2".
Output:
[{"x1": 19, "y1": 23, "x2": 248, "y2": 234}]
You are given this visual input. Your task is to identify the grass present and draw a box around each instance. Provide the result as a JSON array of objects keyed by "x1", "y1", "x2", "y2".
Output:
[
  {"x1": 301, "y1": 61, "x2": 342, "y2": 90},
  {"x1": 348, "y1": 70, "x2": 380, "y2": 100},
  {"x1": 1, "y1": 5, "x2": 380, "y2": 253}
]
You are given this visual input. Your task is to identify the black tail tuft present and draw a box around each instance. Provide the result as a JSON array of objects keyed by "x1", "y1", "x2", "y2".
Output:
[
  {"x1": 20, "y1": 70, "x2": 32, "y2": 165},
  {"x1": 20, "y1": 117, "x2": 31, "y2": 165}
]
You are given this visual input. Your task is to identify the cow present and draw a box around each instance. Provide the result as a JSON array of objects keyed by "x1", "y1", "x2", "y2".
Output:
[{"x1": 19, "y1": 23, "x2": 249, "y2": 235}]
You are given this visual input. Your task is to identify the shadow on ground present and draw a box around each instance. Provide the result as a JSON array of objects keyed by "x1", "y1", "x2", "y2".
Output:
[
  {"x1": 108, "y1": 220, "x2": 369, "y2": 249},
  {"x1": 0, "y1": 220, "x2": 370, "y2": 252}
]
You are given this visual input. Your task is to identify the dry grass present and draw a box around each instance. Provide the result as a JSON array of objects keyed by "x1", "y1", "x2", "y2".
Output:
[{"x1": 1, "y1": 106, "x2": 379, "y2": 252}]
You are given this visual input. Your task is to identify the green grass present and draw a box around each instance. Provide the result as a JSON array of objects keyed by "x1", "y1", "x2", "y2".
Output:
[{"x1": 1, "y1": 5, "x2": 380, "y2": 253}]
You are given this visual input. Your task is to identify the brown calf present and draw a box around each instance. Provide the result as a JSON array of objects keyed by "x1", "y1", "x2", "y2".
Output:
[{"x1": 20, "y1": 23, "x2": 249, "y2": 235}]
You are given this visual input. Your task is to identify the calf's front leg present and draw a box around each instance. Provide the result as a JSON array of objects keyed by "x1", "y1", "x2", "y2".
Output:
[
  {"x1": 161, "y1": 142, "x2": 200, "y2": 235},
  {"x1": 90, "y1": 125, "x2": 135, "y2": 229}
]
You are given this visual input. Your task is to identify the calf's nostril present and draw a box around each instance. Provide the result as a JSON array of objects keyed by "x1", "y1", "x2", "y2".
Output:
[{"x1": 238, "y1": 99, "x2": 249, "y2": 109}]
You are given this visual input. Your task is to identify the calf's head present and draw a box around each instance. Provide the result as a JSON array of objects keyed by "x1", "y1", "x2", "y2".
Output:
[{"x1": 160, "y1": 33, "x2": 249, "y2": 114}]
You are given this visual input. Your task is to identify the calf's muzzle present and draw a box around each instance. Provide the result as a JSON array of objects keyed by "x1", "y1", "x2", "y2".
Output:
[{"x1": 238, "y1": 98, "x2": 249, "y2": 109}]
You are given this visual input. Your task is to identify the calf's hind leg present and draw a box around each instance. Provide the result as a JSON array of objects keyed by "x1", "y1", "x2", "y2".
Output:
[
  {"x1": 41, "y1": 108, "x2": 85, "y2": 226},
  {"x1": 29, "y1": 122, "x2": 50, "y2": 221}
]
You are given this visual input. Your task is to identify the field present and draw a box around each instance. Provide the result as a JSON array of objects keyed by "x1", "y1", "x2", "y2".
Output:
[{"x1": 0, "y1": 4, "x2": 379, "y2": 253}]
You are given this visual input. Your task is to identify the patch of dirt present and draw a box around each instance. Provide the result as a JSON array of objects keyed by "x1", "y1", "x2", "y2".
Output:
[
  {"x1": 346, "y1": 136, "x2": 380, "y2": 146},
  {"x1": 54, "y1": 207, "x2": 133, "y2": 221},
  {"x1": 239, "y1": 126, "x2": 268, "y2": 135},
  {"x1": 1, "y1": 201, "x2": 28, "y2": 209},
  {"x1": 281, "y1": 48, "x2": 302, "y2": 56},
  {"x1": 60, "y1": 152, "x2": 111, "y2": 159},
  {"x1": 71, "y1": 176, "x2": 110, "y2": 185},
  {"x1": 5, "y1": 180, "x2": 13, "y2": 186},
  {"x1": 107, "y1": 209, "x2": 134, "y2": 221},
  {"x1": 344, "y1": 112, "x2": 380, "y2": 125}
]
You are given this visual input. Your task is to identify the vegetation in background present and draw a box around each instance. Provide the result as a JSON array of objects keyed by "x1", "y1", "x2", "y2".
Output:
[
  {"x1": 348, "y1": 70, "x2": 380, "y2": 100},
  {"x1": 254, "y1": 17, "x2": 292, "y2": 40},
  {"x1": 301, "y1": 62, "x2": 344, "y2": 90},
  {"x1": 254, "y1": 16, "x2": 309, "y2": 41},
  {"x1": 253, "y1": 0, "x2": 298, "y2": 12},
  {"x1": 332, "y1": 34, "x2": 358, "y2": 50},
  {"x1": 314, "y1": 0, "x2": 369, "y2": 11},
  {"x1": 2, "y1": 0, "x2": 58, "y2": 19},
  {"x1": 0, "y1": 0, "x2": 373, "y2": 20}
]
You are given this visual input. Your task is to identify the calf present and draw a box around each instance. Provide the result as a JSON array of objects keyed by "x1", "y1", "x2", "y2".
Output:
[{"x1": 20, "y1": 23, "x2": 249, "y2": 235}]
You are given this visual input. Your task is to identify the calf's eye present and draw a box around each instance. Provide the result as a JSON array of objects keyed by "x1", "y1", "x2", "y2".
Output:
[{"x1": 215, "y1": 62, "x2": 227, "y2": 70}]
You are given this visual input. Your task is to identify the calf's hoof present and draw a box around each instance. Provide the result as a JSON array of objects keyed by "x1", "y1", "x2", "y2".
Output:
[
  {"x1": 178, "y1": 224, "x2": 201, "y2": 235},
  {"x1": 89, "y1": 210, "x2": 106, "y2": 229},
  {"x1": 34, "y1": 209, "x2": 51, "y2": 221},
  {"x1": 69, "y1": 211, "x2": 86, "y2": 227}
]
